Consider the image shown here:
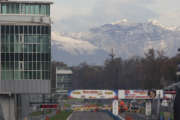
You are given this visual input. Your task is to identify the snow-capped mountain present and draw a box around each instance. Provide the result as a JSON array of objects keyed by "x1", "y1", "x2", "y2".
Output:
[{"x1": 52, "y1": 20, "x2": 180, "y2": 65}]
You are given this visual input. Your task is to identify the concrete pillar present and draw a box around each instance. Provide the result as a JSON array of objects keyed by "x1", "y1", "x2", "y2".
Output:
[
  {"x1": 0, "y1": 95, "x2": 16, "y2": 120},
  {"x1": 20, "y1": 95, "x2": 31, "y2": 120}
]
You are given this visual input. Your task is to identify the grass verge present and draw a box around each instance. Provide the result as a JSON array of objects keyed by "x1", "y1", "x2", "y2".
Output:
[
  {"x1": 30, "y1": 110, "x2": 52, "y2": 116},
  {"x1": 50, "y1": 110, "x2": 72, "y2": 120}
]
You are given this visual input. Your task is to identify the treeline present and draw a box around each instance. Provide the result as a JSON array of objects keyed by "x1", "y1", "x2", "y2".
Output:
[{"x1": 52, "y1": 49, "x2": 180, "y2": 90}]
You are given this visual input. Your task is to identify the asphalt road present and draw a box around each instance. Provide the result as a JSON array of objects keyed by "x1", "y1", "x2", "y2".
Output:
[
  {"x1": 120, "y1": 112, "x2": 157, "y2": 120},
  {"x1": 121, "y1": 112, "x2": 146, "y2": 120},
  {"x1": 69, "y1": 112, "x2": 114, "y2": 120}
]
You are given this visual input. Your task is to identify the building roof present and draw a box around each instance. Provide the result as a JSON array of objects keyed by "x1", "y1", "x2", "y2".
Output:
[
  {"x1": 0, "y1": 0, "x2": 53, "y2": 4},
  {"x1": 56, "y1": 69, "x2": 73, "y2": 75}
]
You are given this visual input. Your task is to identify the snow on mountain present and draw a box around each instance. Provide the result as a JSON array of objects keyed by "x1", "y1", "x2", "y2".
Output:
[
  {"x1": 111, "y1": 19, "x2": 128, "y2": 25},
  {"x1": 52, "y1": 20, "x2": 180, "y2": 64},
  {"x1": 85, "y1": 20, "x2": 180, "y2": 58},
  {"x1": 148, "y1": 19, "x2": 178, "y2": 31},
  {"x1": 51, "y1": 32, "x2": 98, "y2": 55}
]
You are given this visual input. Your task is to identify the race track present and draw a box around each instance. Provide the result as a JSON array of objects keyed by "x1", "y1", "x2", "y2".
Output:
[{"x1": 69, "y1": 112, "x2": 114, "y2": 120}]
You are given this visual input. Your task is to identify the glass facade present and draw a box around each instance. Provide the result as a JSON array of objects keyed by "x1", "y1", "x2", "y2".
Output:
[
  {"x1": 1, "y1": 3, "x2": 50, "y2": 16},
  {"x1": 56, "y1": 71, "x2": 73, "y2": 90},
  {"x1": 0, "y1": 25, "x2": 51, "y2": 80}
]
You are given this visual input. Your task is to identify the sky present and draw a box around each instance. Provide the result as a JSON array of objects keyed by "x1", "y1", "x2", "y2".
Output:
[{"x1": 51, "y1": 0, "x2": 180, "y2": 32}]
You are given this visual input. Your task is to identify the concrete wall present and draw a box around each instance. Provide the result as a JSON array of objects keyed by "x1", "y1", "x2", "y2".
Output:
[
  {"x1": 0, "y1": 95, "x2": 15, "y2": 120},
  {"x1": 0, "y1": 80, "x2": 51, "y2": 94}
]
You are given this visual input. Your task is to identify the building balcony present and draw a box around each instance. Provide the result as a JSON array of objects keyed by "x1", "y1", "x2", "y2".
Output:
[{"x1": 0, "y1": 14, "x2": 51, "y2": 25}]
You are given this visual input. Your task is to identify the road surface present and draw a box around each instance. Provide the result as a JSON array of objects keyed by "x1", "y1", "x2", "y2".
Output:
[
  {"x1": 69, "y1": 112, "x2": 114, "y2": 120},
  {"x1": 120, "y1": 112, "x2": 157, "y2": 120}
]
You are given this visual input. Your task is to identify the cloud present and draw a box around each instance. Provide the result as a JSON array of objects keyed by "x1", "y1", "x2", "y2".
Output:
[
  {"x1": 51, "y1": 32, "x2": 98, "y2": 55},
  {"x1": 156, "y1": 11, "x2": 180, "y2": 26},
  {"x1": 51, "y1": 0, "x2": 180, "y2": 32},
  {"x1": 51, "y1": 0, "x2": 93, "y2": 22},
  {"x1": 52, "y1": 0, "x2": 157, "y2": 32},
  {"x1": 146, "y1": 0, "x2": 180, "y2": 26}
]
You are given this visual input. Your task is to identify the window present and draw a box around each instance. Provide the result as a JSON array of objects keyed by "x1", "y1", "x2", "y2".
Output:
[
  {"x1": 1, "y1": 3, "x2": 50, "y2": 16},
  {"x1": 29, "y1": 53, "x2": 32, "y2": 61},
  {"x1": 1, "y1": 71, "x2": 6, "y2": 80},
  {"x1": 10, "y1": 26, "x2": 14, "y2": 34},
  {"x1": 40, "y1": 5, "x2": 46, "y2": 15},
  {"x1": 25, "y1": 4, "x2": 29, "y2": 14},
  {"x1": 15, "y1": 62, "x2": 19, "y2": 70},
  {"x1": 33, "y1": 53, "x2": 36, "y2": 61},
  {"x1": 19, "y1": 34, "x2": 24, "y2": 43},
  {"x1": 33, "y1": 62, "x2": 36, "y2": 70},
  {"x1": 21, "y1": 4, "x2": 25, "y2": 14},
  {"x1": 29, "y1": 71, "x2": 32, "y2": 79},
  {"x1": 33, "y1": 26, "x2": 36, "y2": 34},
  {"x1": 14, "y1": 71, "x2": 21, "y2": 80},
  {"x1": 1, "y1": 26, "x2": 5, "y2": 34},
  {"x1": 10, "y1": 44, "x2": 14, "y2": 53},
  {"x1": 37, "y1": 71, "x2": 40, "y2": 79},
  {"x1": 20, "y1": 26, "x2": 23, "y2": 34},
  {"x1": 35, "y1": 5, "x2": 40, "y2": 14},
  {"x1": 24, "y1": 44, "x2": 28, "y2": 53},
  {"x1": 10, "y1": 34, "x2": 14, "y2": 44},
  {"x1": 46, "y1": 5, "x2": 50, "y2": 16},
  {"x1": 24, "y1": 62, "x2": 29, "y2": 70},
  {"x1": 6, "y1": 26, "x2": 10, "y2": 34},
  {"x1": 29, "y1": 44, "x2": 32, "y2": 52},
  {"x1": 24, "y1": 71, "x2": 28, "y2": 79},
  {"x1": 15, "y1": 4, "x2": 20, "y2": 14},
  {"x1": 24, "y1": 53, "x2": 28, "y2": 61},
  {"x1": 29, "y1": 26, "x2": 32, "y2": 34},
  {"x1": 30, "y1": 5, "x2": 34, "y2": 14},
  {"x1": 7, "y1": 4, "x2": 12, "y2": 13},
  {"x1": 33, "y1": 44, "x2": 36, "y2": 52},
  {"x1": 29, "y1": 62, "x2": 32, "y2": 70},
  {"x1": 37, "y1": 26, "x2": 40, "y2": 34},
  {"x1": 1, "y1": 4, "x2": 7, "y2": 14},
  {"x1": 37, "y1": 62, "x2": 40, "y2": 70},
  {"x1": 19, "y1": 61, "x2": 24, "y2": 70},
  {"x1": 24, "y1": 26, "x2": 28, "y2": 34},
  {"x1": 15, "y1": 26, "x2": 19, "y2": 34}
]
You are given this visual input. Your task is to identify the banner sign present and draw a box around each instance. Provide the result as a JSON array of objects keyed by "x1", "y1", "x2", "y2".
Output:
[
  {"x1": 68, "y1": 90, "x2": 117, "y2": 99},
  {"x1": 118, "y1": 90, "x2": 163, "y2": 99}
]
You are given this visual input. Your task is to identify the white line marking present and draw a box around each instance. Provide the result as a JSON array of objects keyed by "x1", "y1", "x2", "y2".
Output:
[{"x1": 67, "y1": 112, "x2": 73, "y2": 120}]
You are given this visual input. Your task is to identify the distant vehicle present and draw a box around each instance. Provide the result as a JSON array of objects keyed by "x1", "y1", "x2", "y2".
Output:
[{"x1": 129, "y1": 102, "x2": 140, "y2": 113}]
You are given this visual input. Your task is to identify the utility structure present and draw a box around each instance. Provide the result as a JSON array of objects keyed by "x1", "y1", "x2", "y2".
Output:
[{"x1": 0, "y1": 0, "x2": 53, "y2": 120}]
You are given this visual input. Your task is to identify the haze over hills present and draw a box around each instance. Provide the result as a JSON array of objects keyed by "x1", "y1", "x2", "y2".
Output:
[{"x1": 51, "y1": 19, "x2": 180, "y2": 65}]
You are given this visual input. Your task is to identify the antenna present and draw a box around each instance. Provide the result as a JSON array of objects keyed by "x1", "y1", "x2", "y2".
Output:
[{"x1": 109, "y1": 48, "x2": 115, "y2": 60}]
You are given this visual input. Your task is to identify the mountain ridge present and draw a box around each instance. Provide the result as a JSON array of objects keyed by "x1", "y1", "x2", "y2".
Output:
[{"x1": 52, "y1": 20, "x2": 180, "y2": 65}]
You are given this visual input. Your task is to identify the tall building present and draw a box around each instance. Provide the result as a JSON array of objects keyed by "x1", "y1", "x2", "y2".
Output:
[
  {"x1": 0, "y1": 0, "x2": 51, "y2": 81},
  {"x1": 0, "y1": 0, "x2": 53, "y2": 120},
  {"x1": 56, "y1": 67, "x2": 73, "y2": 94}
]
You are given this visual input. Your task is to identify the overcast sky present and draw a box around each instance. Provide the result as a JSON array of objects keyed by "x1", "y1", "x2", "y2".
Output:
[{"x1": 51, "y1": 0, "x2": 180, "y2": 32}]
